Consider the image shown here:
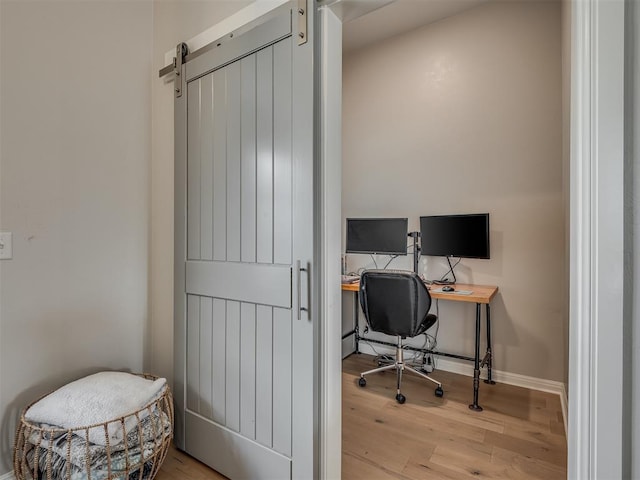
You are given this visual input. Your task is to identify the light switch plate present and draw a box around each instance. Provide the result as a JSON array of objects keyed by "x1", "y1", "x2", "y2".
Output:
[{"x1": 0, "y1": 232, "x2": 13, "y2": 259}]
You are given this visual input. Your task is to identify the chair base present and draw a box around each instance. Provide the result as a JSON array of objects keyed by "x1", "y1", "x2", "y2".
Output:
[{"x1": 358, "y1": 337, "x2": 443, "y2": 403}]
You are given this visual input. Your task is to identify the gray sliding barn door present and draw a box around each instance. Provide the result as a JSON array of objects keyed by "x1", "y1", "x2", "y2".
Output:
[{"x1": 174, "y1": 5, "x2": 316, "y2": 479}]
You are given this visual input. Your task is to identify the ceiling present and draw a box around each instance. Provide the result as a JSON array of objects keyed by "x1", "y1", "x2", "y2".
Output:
[{"x1": 342, "y1": 0, "x2": 487, "y2": 53}]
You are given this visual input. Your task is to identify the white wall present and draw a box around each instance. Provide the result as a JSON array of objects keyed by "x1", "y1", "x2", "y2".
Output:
[
  {"x1": 150, "y1": 0, "x2": 252, "y2": 389},
  {"x1": 0, "y1": 1, "x2": 152, "y2": 474},
  {"x1": 343, "y1": 0, "x2": 566, "y2": 382}
]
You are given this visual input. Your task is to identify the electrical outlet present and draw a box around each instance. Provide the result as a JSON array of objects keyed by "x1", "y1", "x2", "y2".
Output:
[{"x1": 0, "y1": 232, "x2": 13, "y2": 260}]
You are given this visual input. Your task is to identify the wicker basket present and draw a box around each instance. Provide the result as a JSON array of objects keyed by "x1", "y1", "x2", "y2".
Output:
[{"x1": 13, "y1": 373, "x2": 173, "y2": 480}]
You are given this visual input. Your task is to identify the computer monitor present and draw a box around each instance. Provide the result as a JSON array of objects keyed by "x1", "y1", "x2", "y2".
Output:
[
  {"x1": 419, "y1": 213, "x2": 490, "y2": 259},
  {"x1": 345, "y1": 218, "x2": 408, "y2": 255}
]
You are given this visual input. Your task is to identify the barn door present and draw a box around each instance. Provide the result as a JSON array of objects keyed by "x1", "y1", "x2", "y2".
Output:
[{"x1": 173, "y1": 4, "x2": 316, "y2": 479}]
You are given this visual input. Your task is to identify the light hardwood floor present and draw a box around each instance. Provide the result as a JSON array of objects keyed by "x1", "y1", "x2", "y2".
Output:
[
  {"x1": 157, "y1": 354, "x2": 567, "y2": 479},
  {"x1": 342, "y1": 354, "x2": 567, "y2": 479},
  {"x1": 157, "y1": 446, "x2": 228, "y2": 480}
]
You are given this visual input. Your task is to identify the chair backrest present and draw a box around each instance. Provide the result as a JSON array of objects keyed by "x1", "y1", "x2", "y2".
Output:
[{"x1": 359, "y1": 270, "x2": 433, "y2": 338}]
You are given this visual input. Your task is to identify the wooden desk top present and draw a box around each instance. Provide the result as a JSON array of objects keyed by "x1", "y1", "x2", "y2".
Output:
[
  {"x1": 341, "y1": 282, "x2": 360, "y2": 292},
  {"x1": 341, "y1": 281, "x2": 498, "y2": 304}
]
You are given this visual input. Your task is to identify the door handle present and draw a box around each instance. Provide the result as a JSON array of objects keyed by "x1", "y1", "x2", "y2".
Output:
[{"x1": 296, "y1": 260, "x2": 310, "y2": 321}]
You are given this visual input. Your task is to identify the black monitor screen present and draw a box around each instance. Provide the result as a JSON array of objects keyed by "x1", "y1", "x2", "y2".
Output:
[
  {"x1": 420, "y1": 214, "x2": 490, "y2": 259},
  {"x1": 346, "y1": 218, "x2": 408, "y2": 255}
]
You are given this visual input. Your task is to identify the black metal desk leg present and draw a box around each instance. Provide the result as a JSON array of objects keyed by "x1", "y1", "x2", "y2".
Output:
[
  {"x1": 469, "y1": 303, "x2": 483, "y2": 411},
  {"x1": 354, "y1": 291, "x2": 360, "y2": 354},
  {"x1": 484, "y1": 304, "x2": 496, "y2": 385}
]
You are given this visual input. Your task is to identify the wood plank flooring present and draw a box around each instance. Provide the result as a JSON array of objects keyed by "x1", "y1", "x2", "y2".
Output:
[
  {"x1": 342, "y1": 354, "x2": 567, "y2": 479},
  {"x1": 156, "y1": 354, "x2": 567, "y2": 479},
  {"x1": 157, "y1": 446, "x2": 228, "y2": 480}
]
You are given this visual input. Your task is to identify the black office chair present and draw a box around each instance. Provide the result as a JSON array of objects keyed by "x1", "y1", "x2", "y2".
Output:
[{"x1": 358, "y1": 270, "x2": 444, "y2": 403}]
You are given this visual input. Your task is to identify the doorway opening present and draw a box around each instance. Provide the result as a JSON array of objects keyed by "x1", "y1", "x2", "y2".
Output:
[{"x1": 336, "y1": 1, "x2": 570, "y2": 477}]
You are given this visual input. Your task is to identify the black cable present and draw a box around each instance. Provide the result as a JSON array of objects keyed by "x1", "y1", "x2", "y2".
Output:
[
  {"x1": 403, "y1": 334, "x2": 428, "y2": 364},
  {"x1": 420, "y1": 300, "x2": 440, "y2": 370},
  {"x1": 382, "y1": 255, "x2": 398, "y2": 269},
  {"x1": 439, "y1": 256, "x2": 461, "y2": 283},
  {"x1": 415, "y1": 333, "x2": 432, "y2": 366},
  {"x1": 361, "y1": 337, "x2": 384, "y2": 357}
]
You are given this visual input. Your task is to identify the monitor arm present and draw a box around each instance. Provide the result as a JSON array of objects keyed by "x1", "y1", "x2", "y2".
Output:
[{"x1": 408, "y1": 231, "x2": 420, "y2": 274}]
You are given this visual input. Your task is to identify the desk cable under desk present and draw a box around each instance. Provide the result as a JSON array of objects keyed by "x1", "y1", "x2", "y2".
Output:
[{"x1": 342, "y1": 281, "x2": 499, "y2": 412}]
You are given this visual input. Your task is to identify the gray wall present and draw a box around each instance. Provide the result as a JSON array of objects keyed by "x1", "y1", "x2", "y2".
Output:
[
  {"x1": 150, "y1": 0, "x2": 252, "y2": 392},
  {"x1": 628, "y1": 0, "x2": 639, "y2": 476},
  {"x1": 0, "y1": 1, "x2": 152, "y2": 474},
  {"x1": 561, "y1": 0, "x2": 571, "y2": 392},
  {"x1": 342, "y1": 0, "x2": 567, "y2": 382}
]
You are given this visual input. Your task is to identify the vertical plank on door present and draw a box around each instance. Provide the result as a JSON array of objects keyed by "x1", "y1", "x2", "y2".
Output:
[
  {"x1": 186, "y1": 295, "x2": 201, "y2": 413},
  {"x1": 255, "y1": 305, "x2": 273, "y2": 447},
  {"x1": 240, "y1": 302, "x2": 256, "y2": 439},
  {"x1": 212, "y1": 298, "x2": 227, "y2": 424},
  {"x1": 272, "y1": 307, "x2": 292, "y2": 456},
  {"x1": 213, "y1": 69, "x2": 228, "y2": 262},
  {"x1": 200, "y1": 75, "x2": 214, "y2": 261},
  {"x1": 240, "y1": 54, "x2": 257, "y2": 264},
  {"x1": 226, "y1": 301, "x2": 241, "y2": 431},
  {"x1": 273, "y1": 39, "x2": 292, "y2": 266},
  {"x1": 187, "y1": 80, "x2": 201, "y2": 260},
  {"x1": 256, "y1": 47, "x2": 274, "y2": 265},
  {"x1": 199, "y1": 296, "x2": 213, "y2": 419},
  {"x1": 226, "y1": 62, "x2": 242, "y2": 263}
]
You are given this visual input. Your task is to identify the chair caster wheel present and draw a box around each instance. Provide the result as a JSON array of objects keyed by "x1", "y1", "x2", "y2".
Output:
[
  {"x1": 435, "y1": 386, "x2": 444, "y2": 397},
  {"x1": 396, "y1": 393, "x2": 406, "y2": 404},
  {"x1": 358, "y1": 377, "x2": 366, "y2": 387}
]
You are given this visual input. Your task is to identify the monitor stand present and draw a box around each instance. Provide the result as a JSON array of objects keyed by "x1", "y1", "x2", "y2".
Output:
[
  {"x1": 431, "y1": 256, "x2": 458, "y2": 285},
  {"x1": 444, "y1": 256, "x2": 458, "y2": 284},
  {"x1": 408, "y1": 231, "x2": 420, "y2": 274},
  {"x1": 409, "y1": 232, "x2": 458, "y2": 284}
]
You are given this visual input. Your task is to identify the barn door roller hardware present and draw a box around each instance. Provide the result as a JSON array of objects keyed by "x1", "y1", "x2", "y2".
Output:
[
  {"x1": 297, "y1": 0, "x2": 307, "y2": 45},
  {"x1": 158, "y1": 43, "x2": 189, "y2": 98},
  {"x1": 169, "y1": 42, "x2": 188, "y2": 98}
]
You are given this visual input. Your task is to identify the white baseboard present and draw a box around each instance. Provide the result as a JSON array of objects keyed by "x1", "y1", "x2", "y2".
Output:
[
  {"x1": 0, "y1": 471, "x2": 14, "y2": 480},
  {"x1": 560, "y1": 382, "x2": 568, "y2": 438},
  {"x1": 356, "y1": 342, "x2": 568, "y2": 433}
]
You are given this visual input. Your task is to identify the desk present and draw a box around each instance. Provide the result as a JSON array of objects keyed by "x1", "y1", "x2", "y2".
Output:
[{"x1": 342, "y1": 281, "x2": 499, "y2": 411}]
